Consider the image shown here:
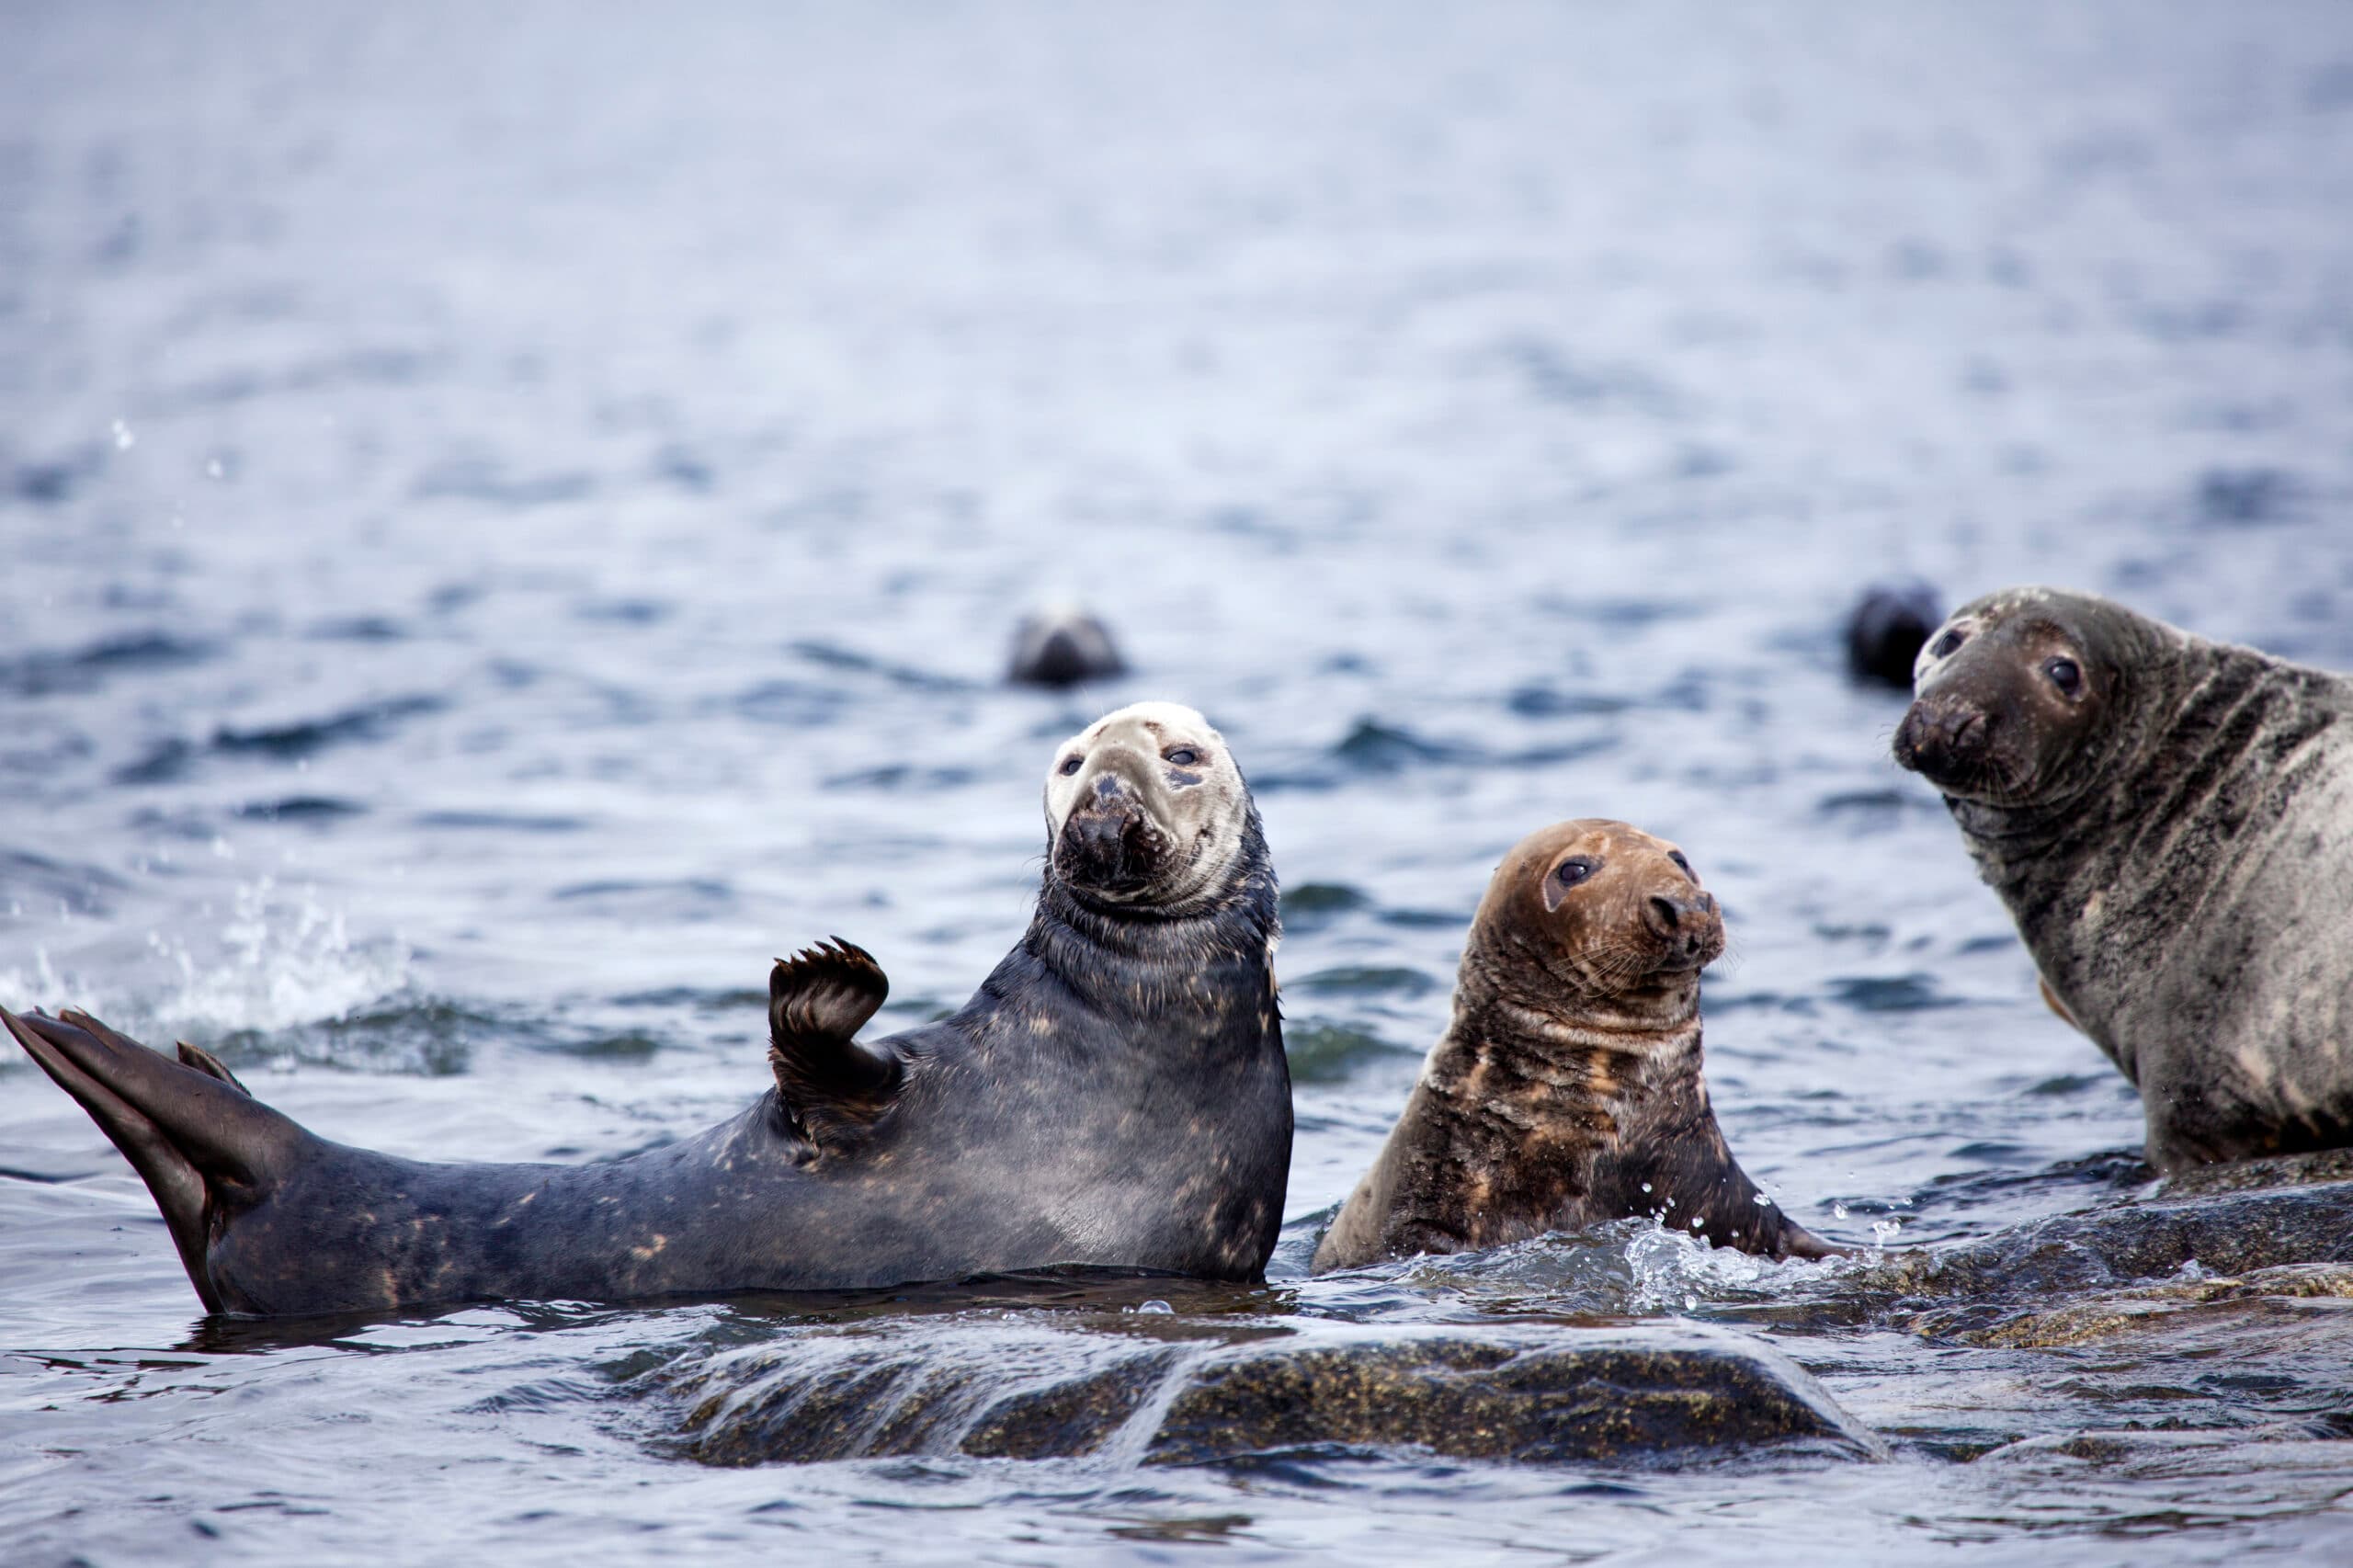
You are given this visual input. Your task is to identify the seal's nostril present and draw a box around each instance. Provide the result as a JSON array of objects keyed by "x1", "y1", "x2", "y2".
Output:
[{"x1": 1649, "y1": 895, "x2": 1679, "y2": 930}]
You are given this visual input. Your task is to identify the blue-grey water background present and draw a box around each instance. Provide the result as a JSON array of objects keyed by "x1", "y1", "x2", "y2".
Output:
[{"x1": 5, "y1": 1, "x2": 2353, "y2": 1561}]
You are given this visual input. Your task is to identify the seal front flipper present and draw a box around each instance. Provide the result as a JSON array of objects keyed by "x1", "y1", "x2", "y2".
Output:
[
  {"x1": 3, "y1": 1006, "x2": 305, "y2": 1312},
  {"x1": 767, "y1": 938, "x2": 905, "y2": 1152}
]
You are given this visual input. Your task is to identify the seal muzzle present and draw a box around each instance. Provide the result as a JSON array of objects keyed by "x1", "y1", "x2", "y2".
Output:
[
  {"x1": 1893, "y1": 695, "x2": 1995, "y2": 788},
  {"x1": 1052, "y1": 750, "x2": 1175, "y2": 899}
]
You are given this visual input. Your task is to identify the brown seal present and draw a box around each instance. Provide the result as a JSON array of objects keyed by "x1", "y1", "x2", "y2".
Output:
[
  {"x1": 1893, "y1": 585, "x2": 2353, "y2": 1171},
  {"x1": 1312, "y1": 820, "x2": 1832, "y2": 1272}
]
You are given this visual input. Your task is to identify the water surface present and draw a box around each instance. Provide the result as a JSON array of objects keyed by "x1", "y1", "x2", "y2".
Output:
[{"x1": 6, "y1": 1, "x2": 2353, "y2": 1561}]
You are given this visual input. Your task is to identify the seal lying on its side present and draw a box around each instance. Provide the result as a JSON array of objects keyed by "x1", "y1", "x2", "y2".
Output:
[
  {"x1": 1312, "y1": 821, "x2": 1831, "y2": 1273},
  {"x1": 1893, "y1": 585, "x2": 2353, "y2": 1171},
  {"x1": 5, "y1": 700, "x2": 1290, "y2": 1316}
]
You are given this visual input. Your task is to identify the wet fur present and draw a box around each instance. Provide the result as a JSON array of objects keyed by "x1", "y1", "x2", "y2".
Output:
[
  {"x1": 1313, "y1": 822, "x2": 1829, "y2": 1272},
  {"x1": 1896, "y1": 586, "x2": 2353, "y2": 1170}
]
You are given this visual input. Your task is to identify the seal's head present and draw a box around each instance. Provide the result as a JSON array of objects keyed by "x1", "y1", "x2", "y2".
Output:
[
  {"x1": 1475, "y1": 819, "x2": 1723, "y2": 1003},
  {"x1": 1892, "y1": 585, "x2": 2147, "y2": 807},
  {"x1": 1045, "y1": 700, "x2": 1254, "y2": 912}
]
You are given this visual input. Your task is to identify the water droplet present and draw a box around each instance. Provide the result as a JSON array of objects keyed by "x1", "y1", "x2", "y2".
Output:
[
  {"x1": 1832, "y1": 1202, "x2": 1850, "y2": 1220},
  {"x1": 1137, "y1": 1299, "x2": 1173, "y2": 1314},
  {"x1": 1682, "y1": 1294, "x2": 1697, "y2": 1311},
  {"x1": 1870, "y1": 1219, "x2": 1903, "y2": 1248},
  {"x1": 1640, "y1": 1182, "x2": 1653, "y2": 1193},
  {"x1": 111, "y1": 418, "x2": 135, "y2": 449}
]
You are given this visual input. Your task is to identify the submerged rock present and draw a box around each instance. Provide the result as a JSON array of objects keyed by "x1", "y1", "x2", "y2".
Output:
[
  {"x1": 655, "y1": 1319, "x2": 1879, "y2": 1468},
  {"x1": 1144, "y1": 1324, "x2": 1879, "y2": 1465}
]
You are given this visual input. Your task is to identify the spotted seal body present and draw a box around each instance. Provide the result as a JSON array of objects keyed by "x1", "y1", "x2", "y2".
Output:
[
  {"x1": 6, "y1": 701, "x2": 1290, "y2": 1315},
  {"x1": 1893, "y1": 585, "x2": 2353, "y2": 1170},
  {"x1": 1312, "y1": 821, "x2": 1830, "y2": 1273}
]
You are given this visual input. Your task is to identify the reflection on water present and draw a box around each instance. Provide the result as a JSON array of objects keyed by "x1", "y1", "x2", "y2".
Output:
[{"x1": 6, "y1": 0, "x2": 2353, "y2": 1561}]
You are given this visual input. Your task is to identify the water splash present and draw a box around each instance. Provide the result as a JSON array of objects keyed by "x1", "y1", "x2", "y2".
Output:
[{"x1": 146, "y1": 875, "x2": 410, "y2": 1032}]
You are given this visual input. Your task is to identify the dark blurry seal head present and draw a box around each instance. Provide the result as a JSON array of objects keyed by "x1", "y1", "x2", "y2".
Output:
[
  {"x1": 1008, "y1": 605, "x2": 1126, "y2": 687},
  {"x1": 1846, "y1": 581, "x2": 1943, "y2": 688},
  {"x1": 4, "y1": 701, "x2": 1290, "y2": 1315},
  {"x1": 1893, "y1": 585, "x2": 2353, "y2": 1171},
  {"x1": 1312, "y1": 820, "x2": 1831, "y2": 1273}
]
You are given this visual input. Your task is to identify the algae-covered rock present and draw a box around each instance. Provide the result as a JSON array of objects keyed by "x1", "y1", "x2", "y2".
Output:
[
  {"x1": 654, "y1": 1318, "x2": 1880, "y2": 1467},
  {"x1": 1143, "y1": 1323, "x2": 1881, "y2": 1465},
  {"x1": 664, "y1": 1324, "x2": 1182, "y2": 1465}
]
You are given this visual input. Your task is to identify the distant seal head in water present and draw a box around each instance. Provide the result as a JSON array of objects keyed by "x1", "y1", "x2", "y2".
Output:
[
  {"x1": 1892, "y1": 585, "x2": 2353, "y2": 1171},
  {"x1": 1312, "y1": 820, "x2": 1831, "y2": 1273},
  {"x1": 1008, "y1": 605, "x2": 1127, "y2": 688},
  {"x1": 5, "y1": 700, "x2": 1290, "y2": 1315}
]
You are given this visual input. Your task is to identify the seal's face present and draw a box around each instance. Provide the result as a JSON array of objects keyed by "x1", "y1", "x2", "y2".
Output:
[
  {"x1": 1044, "y1": 700, "x2": 1252, "y2": 911},
  {"x1": 1893, "y1": 587, "x2": 2119, "y2": 806},
  {"x1": 1483, "y1": 820, "x2": 1724, "y2": 995}
]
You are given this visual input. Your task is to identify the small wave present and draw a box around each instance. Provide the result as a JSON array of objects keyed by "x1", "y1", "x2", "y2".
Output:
[
  {"x1": 0, "y1": 631, "x2": 217, "y2": 697},
  {"x1": 1292, "y1": 965, "x2": 1439, "y2": 999},
  {"x1": 233, "y1": 796, "x2": 369, "y2": 823},
  {"x1": 1825, "y1": 973, "x2": 1966, "y2": 1013},
  {"x1": 212, "y1": 693, "x2": 446, "y2": 760},
  {"x1": 1279, "y1": 882, "x2": 1368, "y2": 936},
  {"x1": 413, "y1": 810, "x2": 588, "y2": 833},
  {"x1": 1285, "y1": 1020, "x2": 1416, "y2": 1085}
]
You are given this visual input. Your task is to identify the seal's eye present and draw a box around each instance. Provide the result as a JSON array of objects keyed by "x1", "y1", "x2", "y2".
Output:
[
  {"x1": 2045, "y1": 657, "x2": 2082, "y2": 697},
  {"x1": 1667, "y1": 850, "x2": 1693, "y2": 878},
  {"x1": 1929, "y1": 628, "x2": 1967, "y2": 659},
  {"x1": 1555, "y1": 858, "x2": 1596, "y2": 889},
  {"x1": 1165, "y1": 747, "x2": 1199, "y2": 767},
  {"x1": 1058, "y1": 756, "x2": 1084, "y2": 776}
]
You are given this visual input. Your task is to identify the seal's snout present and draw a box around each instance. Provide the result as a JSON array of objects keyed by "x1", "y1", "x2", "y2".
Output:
[
  {"x1": 1054, "y1": 784, "x2": 1169, "y2": 899},
  {"x1": 1893, "y1": 697, "x2": 1992, "y2": 783},
  {"x1": 1645, "y1": 892, "x2": 1723, "y2": 967}
]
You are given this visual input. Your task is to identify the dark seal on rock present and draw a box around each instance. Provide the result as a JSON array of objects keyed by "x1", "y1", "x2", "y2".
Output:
[
  {"x1": 1892, "y1": 585, "x2": 2353, "y2": 1172},
  {"x1": 1845, "y1": 581, "x2": 1943, "y2": 688},
  {"x1": 1007, "y1": 605, "x2": 1126, "y2": 687},
  {"x1": 1312, "y1": 820, "x2": 1832, "y2": 1273},
  {"x1": 4, "y1": 700, "x2": 1290, "y2": 1315}
]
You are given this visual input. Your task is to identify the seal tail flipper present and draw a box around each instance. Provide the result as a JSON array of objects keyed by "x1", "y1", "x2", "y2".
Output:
[
  {"x1": 176, "y1": 1040, "x2": 250, "y2": 1095},
  {"x1": 767, "y1": 938, "x2": 904, "y2": 1149},
  {"x1": 3, "y1": 1006, "x2": 303, "y2": 1312}
]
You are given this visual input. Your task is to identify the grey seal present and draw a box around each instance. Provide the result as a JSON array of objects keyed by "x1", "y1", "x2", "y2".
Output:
[
  {"x1": 1007, "y1": 605, "x2": 1126, "y2": 687},
  {"x1": 1892, "y1": 585, "x2": 2353, "y2": 1170},
  {"x1": 6, "y1": 700, "x2": 1290, "y2": 1315},
  {"x1": 1846, "y1": 581, "x2": 1943, "y2": 689},
  {"x1": 1313, "y1": 819, "x2": 1832, "y2": 1273}
]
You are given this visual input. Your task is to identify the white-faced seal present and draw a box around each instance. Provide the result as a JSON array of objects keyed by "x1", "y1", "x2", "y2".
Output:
[
  {"x1": 1312, "y1": 820, "x2": 1831, "y2": 1273},
  {"x1": 1007, "y1": 605, "x2": 1126, "y2": 687},
  {"x1": 5, "y1": 700, "x2": 1290, "y2": 1315},
  {"x1": 1893, "y1": 585, "x2": 2353, "y2": 1171}
]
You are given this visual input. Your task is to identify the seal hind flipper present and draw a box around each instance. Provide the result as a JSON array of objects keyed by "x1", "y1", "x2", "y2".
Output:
[
  {"x1": 176, "y1": 1040, "x2": 250, "y2": 1095},
  {"x1": 767, "y1": 938, "x2": 904, "y2": 1150},
  {"x1": 3, "y1": 1007, "x2": 305, "y2": 1312}
]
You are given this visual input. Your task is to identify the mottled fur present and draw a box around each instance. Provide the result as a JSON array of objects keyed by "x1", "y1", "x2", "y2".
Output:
[
  {"x1": 6, "y1": 703, "x2": 1290, "y2": 1315},
  {"x1": 1313, "y1": 822, "x2": 1828, "y2": 1273},
  {"x1": 1894, "y1": 585, "x2": 2353, "y2": 1170}
]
